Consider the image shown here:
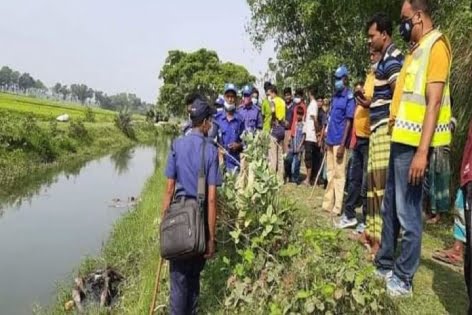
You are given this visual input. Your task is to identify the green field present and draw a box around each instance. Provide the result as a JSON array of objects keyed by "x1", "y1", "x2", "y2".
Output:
[{"x1": 0, "y1": 92, "x2": 144, "y2": 122}]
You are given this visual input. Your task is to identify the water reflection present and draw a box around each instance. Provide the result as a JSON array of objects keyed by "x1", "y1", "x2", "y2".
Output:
[{"x1": 110, "y1": 146, "x2": 134, "y2": 175}]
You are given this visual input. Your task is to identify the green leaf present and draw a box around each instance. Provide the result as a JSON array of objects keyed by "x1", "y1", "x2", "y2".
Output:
[
  {"x1": 296, "y1": 290, "x2": 312, "y2": 299},
  {"x1": 279, "y1": 244, "x2": 301, "y2": 257},
  {"x1": 304, "y1": 301, "x2": 315, "y2": 314},
  {"x1": 322, "y1": 284, "x2": 335, "y2": 298},
  {"x1": 223, "y1": 256, "x2": 230, "y2": 265},
  {"x1": 352, "y1": 289, "x2": 366, "y2": 306},
  {"x1": 243, "y1": 249, "x2": 255, "y2": 264}
]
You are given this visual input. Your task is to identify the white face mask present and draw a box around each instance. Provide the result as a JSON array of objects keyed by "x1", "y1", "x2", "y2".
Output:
[
  {"x1": 294, "y1": 97, "x2": 301, "y2": 104},
  {"x1": 224, "y1": 102, "x2": 236, "y2": 112},
  {"x1": 252, "y1": 97, "x2": 258, "y2": 105}
]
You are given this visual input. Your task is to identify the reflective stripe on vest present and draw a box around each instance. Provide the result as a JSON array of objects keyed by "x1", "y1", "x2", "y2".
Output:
[{"x1": 392, "y1": 30, "x2": 452, "y2": 147}]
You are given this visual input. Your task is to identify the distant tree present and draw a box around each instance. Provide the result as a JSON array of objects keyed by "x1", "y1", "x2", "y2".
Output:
[
  {"x1": 52, "y1": 82, "x2": 62, "y2": 94},
  {"x1": 59, "y1": 85, "x2": 70, "y2": 100},
  {"x1": 70, "y1": 84, "x2": 94, "y2": 104},
  {"x1": 0, "y1": 66, "x2": 13, "y2": 88},
  {"x1": 95, "y1": 90, "x2": 113, "y2": 109},
  {"x1": 157, "y1": 49, "x2": 256, "y2": 117},
  {"x1": 18, "y1": 73, "x2": 35, "y2": 91},
  {"x1": 34, "y1": 79, "x2": 47, "y2": 91},
  {"x1": 10, "y1": 71, "x2": 20, "y2": 89}
]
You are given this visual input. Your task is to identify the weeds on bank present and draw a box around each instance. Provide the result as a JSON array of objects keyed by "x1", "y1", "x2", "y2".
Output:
[{"x1": 208, "y1": 133, "x2": 395, "y2": 314}]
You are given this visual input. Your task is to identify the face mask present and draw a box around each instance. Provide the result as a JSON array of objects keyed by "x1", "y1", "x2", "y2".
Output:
[
  {"x1": 224, "y1": 102, "x2": 236, "y2": 112},
  {"x1": 294, "y1": 97, "x2": 301, "y2": 104},
  {"x1": 252, "y1": 97, "x2": 258, "y2": 105},
  {"x1": 399, "y1": 17, "x2": 414, "y2": 43},
  {"x1": 334, "y1": 80, "x2": 345, "y2": 92}
]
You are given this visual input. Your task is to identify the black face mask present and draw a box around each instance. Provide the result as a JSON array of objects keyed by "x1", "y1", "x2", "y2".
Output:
[{"x1": 399, "y1": 17, "x2": 414, "y2": 42}]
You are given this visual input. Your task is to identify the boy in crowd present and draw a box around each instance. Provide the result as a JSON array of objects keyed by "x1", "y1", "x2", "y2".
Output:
[{"x1": 284, "y1": 106, "x2": 305, "y2": 184}]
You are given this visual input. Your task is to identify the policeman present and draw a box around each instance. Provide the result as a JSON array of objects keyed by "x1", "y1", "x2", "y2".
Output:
[
  {"x1": 321, "y1": 65, "x2": 355, "y2": 216},
  {"x1": 181, "y1": 93, "x2": 204, "y2": 136},
  {"x1": 163, "y1": 98, "x2": 222, "y2": 315},
  {"x1": 215, "y1": 83, "x2": 244, "y2": 172},
  {"x1": 237, "y1": 84, "x2": 263, "y2": 134}
]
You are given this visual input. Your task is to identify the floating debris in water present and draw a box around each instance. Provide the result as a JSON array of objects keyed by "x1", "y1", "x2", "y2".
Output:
[{"x1": 64, "y1": 268, "x2": 124, "y2": 312}]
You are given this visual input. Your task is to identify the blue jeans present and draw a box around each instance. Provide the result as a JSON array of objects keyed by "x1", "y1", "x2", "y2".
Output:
[
  {"x1": 284, "y1": 152, "x2": 301, "y2": 183},
  {"x1": 375, "y1": 143, "x2": 424, "y2": 286},
  {"x1": 170, "y1": 257, "x2": 205, "y2": 315},
  {"x1": 344, "y1": 137, "x2": 369, "y2": 221}
]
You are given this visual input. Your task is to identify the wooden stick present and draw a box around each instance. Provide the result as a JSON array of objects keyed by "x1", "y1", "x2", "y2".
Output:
[
  {"x1": 149, "y1": 257, "x2": 165, "y2": 315},
  {"x1": 309, "y1": 153, "x2": 326, "y2": 198}
]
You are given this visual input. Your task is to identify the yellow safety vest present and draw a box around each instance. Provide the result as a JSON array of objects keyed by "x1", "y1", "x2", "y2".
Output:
[{"x1": 391, "y1": 30, "x2": 452, "y2": 147}]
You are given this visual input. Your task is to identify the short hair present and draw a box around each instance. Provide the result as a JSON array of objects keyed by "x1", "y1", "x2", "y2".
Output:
[
  {"x1": 316, "y1": 94, "x2": 325, "y2": 100},
  {"x1": 406, "y1": 0, "x2": 432, "y2": 16},
  {"x1": 283, "y1": 87, "x2": 292, "y2": 95},
  {"x1": 263, "y1": 81, "x2": 272, "y2": 92},
  {"x1": 295, "y1": 88, "x2": 304, "y2": 97},
  {"x1": 355, "y1": 81, "x2": 365, "y2": 88},
  {"x1": 252, "y1": 87, "x2": 259, "y2": 95},
  {"x1": 296, "y1": 106, "x2": 304, "y2": 115},
  {"x1": 185, "y1": 93, "x2": 203, "y2": 106},
  {"x1": 366, "y1": 12, "x2": 393, "y2": 36},
  {"x1": 268, "y1": 85, "x2": 278, "y2": 94},
  {"x1": 308, "y1": 86, "x2": 318, "y2": 97}
]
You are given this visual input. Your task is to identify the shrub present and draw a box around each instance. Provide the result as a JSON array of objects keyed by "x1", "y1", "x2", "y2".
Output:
[
  {"x1": 114, "y1": 111, "x2": 135, "y2": 139},
  {"x1": 68, "y1": 119, "x2": 89, "y2": 141},
  {"x1": 84, "y1": 106, "x2": 96, "y2": 123}
]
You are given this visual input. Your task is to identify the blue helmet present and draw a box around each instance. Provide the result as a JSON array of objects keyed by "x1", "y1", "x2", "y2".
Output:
[
  {"x1": 224, "y1": 83, "x2": 238, "y2": 94},
  {"x1": 334, "y1": 65, "x2": 349, "y2": 79},
  {"x1": 242, "y1": 84, "x2": 253, "y2": 96}
]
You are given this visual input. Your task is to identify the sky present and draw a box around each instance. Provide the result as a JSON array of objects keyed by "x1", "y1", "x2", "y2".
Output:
[{"x1": 0, "y1": 0, "x2": 274, "y2": 103}]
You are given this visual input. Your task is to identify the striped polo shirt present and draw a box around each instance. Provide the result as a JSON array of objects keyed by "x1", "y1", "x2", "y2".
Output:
[{"x1": 370, "y1": 43, "x2": 404, "y2": 131}]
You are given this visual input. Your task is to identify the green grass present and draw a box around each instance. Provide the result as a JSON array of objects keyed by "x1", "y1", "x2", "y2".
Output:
[
  {"x1": 284, "y1": 184, "x2": 468, "y2": 315},
  {"x1": 0, "y1": 92, "x2": 145, "y2": 122}
]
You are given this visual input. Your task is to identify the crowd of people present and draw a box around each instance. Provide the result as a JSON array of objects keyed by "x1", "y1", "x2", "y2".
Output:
[{"x1": 161, "y1": 0, "x2": 471, "y2": 314}]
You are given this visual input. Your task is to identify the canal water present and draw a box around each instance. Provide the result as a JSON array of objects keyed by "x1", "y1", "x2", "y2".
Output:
[{"x1": 0, "y1": 146, "x2": 158, "y2": 314}]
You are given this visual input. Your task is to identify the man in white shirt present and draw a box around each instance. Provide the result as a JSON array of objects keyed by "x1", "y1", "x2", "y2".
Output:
[{"x1": 303, "y1": 86, "x2": 320, "y2": 185}]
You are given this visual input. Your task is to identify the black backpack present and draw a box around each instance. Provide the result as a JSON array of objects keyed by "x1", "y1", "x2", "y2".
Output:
[{"x1": 159, "y1": 140, "x2": 207, "y2": 260}]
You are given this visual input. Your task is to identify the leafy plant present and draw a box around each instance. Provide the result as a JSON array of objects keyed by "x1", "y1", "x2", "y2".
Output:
[
  {"x1": 84, "y1": 106, "x2": 96, "y2": 123},
  {"x1": 114, "y1": 111, "x2": 135, "y2": 139},
  {"x1": 68, "y1": 119, "x2": 89, "y2": 141}
]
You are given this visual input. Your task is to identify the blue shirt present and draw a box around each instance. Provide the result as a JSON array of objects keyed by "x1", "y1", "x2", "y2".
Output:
[
  {"x1": 237, "y1": 103, "x2": 263, "y2": 133},
  {"x1": 326, "y1": 89, "x2": 355, "y2": 146},
  {"x1": 165, "y1": 130, "x2": 222, "y2": 199},
  {"x1": 291, "y1": 121, "x2": 304, "y2": 154},
  {"x1": 182, "y1": 119, "x2": 192, "y2": 136},
  {"x1": 215, "y1": 112, "x2": 245, "y2": 170}
]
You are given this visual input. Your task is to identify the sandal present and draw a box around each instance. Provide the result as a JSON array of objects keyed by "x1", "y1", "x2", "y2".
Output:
[{"x1": 432, "y1": 250, "x2": 463, "y2": 267}]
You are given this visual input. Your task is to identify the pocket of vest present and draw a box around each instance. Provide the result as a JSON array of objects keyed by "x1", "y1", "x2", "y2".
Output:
[{"x1": 404, "y1": 62, "x2": 420, "y2": 92}]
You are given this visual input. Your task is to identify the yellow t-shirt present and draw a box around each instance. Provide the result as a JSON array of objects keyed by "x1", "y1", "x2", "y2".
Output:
[
  {"x1": 273, "y1": 96, "x2": 286, "y2": 121},
  {"x1": 390, "y1": 37, "x2": 451, "y2": 121},
  {"x1": 354, "y1": 71, "x2": 374, "y2": 138}
]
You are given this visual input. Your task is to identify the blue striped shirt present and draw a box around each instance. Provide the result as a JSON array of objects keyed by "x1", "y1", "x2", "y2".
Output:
[{"x1": 370, "y1": 43, "x2": 404, "y2": 131}]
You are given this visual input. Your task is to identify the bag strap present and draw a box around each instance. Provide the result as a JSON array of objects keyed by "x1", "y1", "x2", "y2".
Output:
[{"x1": 197, "y1": 139, "x2": 207, "y2": 208}]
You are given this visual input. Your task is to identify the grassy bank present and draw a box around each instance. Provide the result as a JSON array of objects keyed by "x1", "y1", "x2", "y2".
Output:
[
  {"x1": 43, "y1": 151, "x2": 167, "y2": 315},
  {"x1": 0, "y1": 92, "x2": 170, "y2": 192}
]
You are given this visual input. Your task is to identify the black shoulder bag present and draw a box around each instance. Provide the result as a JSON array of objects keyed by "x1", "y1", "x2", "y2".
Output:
[{"x1": 160, "y1": 140, "x2": 207, "y2": 260}]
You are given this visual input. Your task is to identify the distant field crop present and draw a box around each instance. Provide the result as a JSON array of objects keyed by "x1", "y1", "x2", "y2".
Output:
[{"x1": 0, "y1": 93, "x2": 144, "y2": 122}]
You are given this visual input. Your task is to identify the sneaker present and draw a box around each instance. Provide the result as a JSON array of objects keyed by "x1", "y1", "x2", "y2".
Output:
[
  {"x1": 375, "y1": 269, "x2": 393, "y2": 281},
  {"x1": 355, "y1": 223, "x2": 366, "y2": 234},
  {"x1": 386, "y1": 275, "x2": 412, "y2": 297},
  {"x1": 336, "y1": 216, "x2": 358, "y2": 229}
]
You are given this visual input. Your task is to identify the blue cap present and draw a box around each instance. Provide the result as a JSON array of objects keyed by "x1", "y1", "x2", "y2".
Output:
[
  {"x1": 189, "y1": 99, "x2": 216, "y2": 122},
  {"x1": 334, "y1": 65, "x2": 349, "y2": 79},
  {"x1": 242, "y1": 85, "x2": 253, "y2": 96},
  {"x1": 224, "y1": 83, "x2": 238, "y2": 94},
  {"x1": 214, "y1": 95, "x2": 225, "y2": 107}
]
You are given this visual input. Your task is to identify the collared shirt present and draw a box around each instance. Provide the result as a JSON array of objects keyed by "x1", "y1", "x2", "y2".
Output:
[
  {"x1": 326, "y1": 88, "x2": 355, "y2": 146},
  {"x1": 291, "y1": 121, "x2": 305, "y2": 153},
  {"x1": 370, "y1": 43, "x2": 404, "y2": 131},
  {"x1": 354, "y1": 71, "x2": 374, "y2": 138},
  {"x1": 461, "y1": 121, "x2": 472, "y2": 187},
  {"x1": 182, "y1": 119, "x2": 192, "y2": 136},
  {"x1": 165, "y1": 130, "x2": 222, "y2": 199},
  {"x1": 237, "y1": 103, "x2": 263, "y2": 133},
  {"x1": 215, "y1": 112, "x2": 245, "y2": 170}
]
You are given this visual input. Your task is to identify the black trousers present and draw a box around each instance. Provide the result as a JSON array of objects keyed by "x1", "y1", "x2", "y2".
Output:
[{"x1": 463, "y1": 182, "x2": 472, "y2": 315}]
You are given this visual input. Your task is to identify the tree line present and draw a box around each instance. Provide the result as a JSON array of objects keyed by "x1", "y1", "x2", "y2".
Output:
[{"x1": 0, "y1": 65, "x2": 151, "y2": 113}]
